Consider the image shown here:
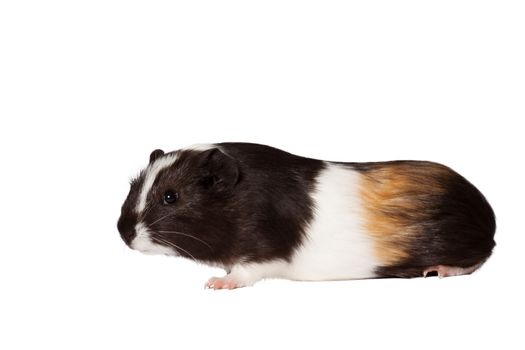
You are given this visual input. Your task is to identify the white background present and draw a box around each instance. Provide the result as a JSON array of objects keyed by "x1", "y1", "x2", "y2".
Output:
[{"x1": 1, "y1": 1, "x2": 524, "y2": 349}]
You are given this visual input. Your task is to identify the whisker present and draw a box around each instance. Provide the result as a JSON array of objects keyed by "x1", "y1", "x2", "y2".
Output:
[
  {"x1": 156, "y1": 230, "x2": 212, "y2": 249},
  {"x1": 152, "y1": 236, "x2": 198, "y2": 263},
  {"x1": 148, "y1": 212, "x2": 175, "y2": 227}
]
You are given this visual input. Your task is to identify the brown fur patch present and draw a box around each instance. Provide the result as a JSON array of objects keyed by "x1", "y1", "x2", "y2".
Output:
[{"x1": 359, "y1": 162, "x2": 451, "y2": 266}]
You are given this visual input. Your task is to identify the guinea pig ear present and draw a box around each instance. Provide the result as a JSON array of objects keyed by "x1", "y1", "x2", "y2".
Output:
[
  {"x1": 198, "y1": 148, "x2": 239, "y2": 189},
  {"x1": 149, "y1": 149, "x2": 165, "y2": 164}
]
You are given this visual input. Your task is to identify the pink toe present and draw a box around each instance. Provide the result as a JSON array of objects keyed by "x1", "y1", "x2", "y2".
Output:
[{"x1": 205, "y1": 276, "x2": 238, "y2": 290}]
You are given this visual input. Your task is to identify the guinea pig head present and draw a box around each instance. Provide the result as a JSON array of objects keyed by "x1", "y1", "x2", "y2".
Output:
[{"x1": 117, "y1": 147, "x2": 240, "y2": 263}]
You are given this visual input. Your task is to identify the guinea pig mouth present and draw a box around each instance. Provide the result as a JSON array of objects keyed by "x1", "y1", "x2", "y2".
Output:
[{"x1": 130, "y1": 223, "x2": 178, "y2": 256}]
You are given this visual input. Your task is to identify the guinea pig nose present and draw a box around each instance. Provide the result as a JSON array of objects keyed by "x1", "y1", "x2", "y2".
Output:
[{"x1": 117, "y1": 215, "x2": 137, "y2": 245}]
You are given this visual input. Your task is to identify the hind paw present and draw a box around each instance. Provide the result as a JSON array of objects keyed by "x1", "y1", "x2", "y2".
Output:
[{"x1": 423, "y1": 264, "x2": 481, "y2": 278}]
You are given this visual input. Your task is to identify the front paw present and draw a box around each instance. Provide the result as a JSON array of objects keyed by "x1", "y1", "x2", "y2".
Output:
[{"x1": 204, "y1": 276, "x2": 240, "y2": 290}]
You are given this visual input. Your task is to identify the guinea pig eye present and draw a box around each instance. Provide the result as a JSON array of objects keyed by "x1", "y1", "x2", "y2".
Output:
[{"x1": 163, "y1": 190, "x2": 178, "y2": 204}]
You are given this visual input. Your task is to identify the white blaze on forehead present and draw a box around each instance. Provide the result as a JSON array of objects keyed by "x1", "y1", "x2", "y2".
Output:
[{"x1": 135, "y1": 153, "x2": 178, "y2": 214}]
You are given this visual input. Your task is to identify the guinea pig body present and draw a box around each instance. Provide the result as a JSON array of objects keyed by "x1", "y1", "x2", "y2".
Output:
[{"x1": 117, "y1": 143, "x2": 496, "y2": 289}]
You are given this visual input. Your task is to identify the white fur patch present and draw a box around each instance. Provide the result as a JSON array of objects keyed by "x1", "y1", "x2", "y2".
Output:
[
  {"x1": 232, "y1": 261, "x2": 289, "y2": 286},
  {"x1": 215, "y1": 164, "x2": 379, "y2": 285},
  {"x1": 135, "y1": 153, "x2": 178, "y2": 214},
  {"x1": 183, "y1": 143, "x2": 216, "y2": 152},
  {"x1": 131, "y1": 223, "x2": 177, "y2": 255},
  {"x1": 285, "y1": 163, "x2": 379, "y2": 280}
]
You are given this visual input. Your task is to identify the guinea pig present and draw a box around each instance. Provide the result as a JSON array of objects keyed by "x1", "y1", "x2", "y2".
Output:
[{"x1": 117, "y1": 143, "x2": 496, "y2": 289}]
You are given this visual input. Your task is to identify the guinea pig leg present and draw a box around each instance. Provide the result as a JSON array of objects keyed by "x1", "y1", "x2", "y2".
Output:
[
  {"x1": 204, "y1": 261, "x2": 286, "y2": 290},
  {"x1": 423, "y1": 263, "x2": 482, "y2": 278},
  {"x1": 204, "y1": 266, "x2": 258, "y2": 290}
]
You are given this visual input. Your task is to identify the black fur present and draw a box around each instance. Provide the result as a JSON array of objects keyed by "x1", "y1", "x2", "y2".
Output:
[
  {"x1": 118, "y1": 143, "x2": 324, "y2": 267},
  {"x1": 117, "y1": 174, "x2": 144, "y2": 245}
]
